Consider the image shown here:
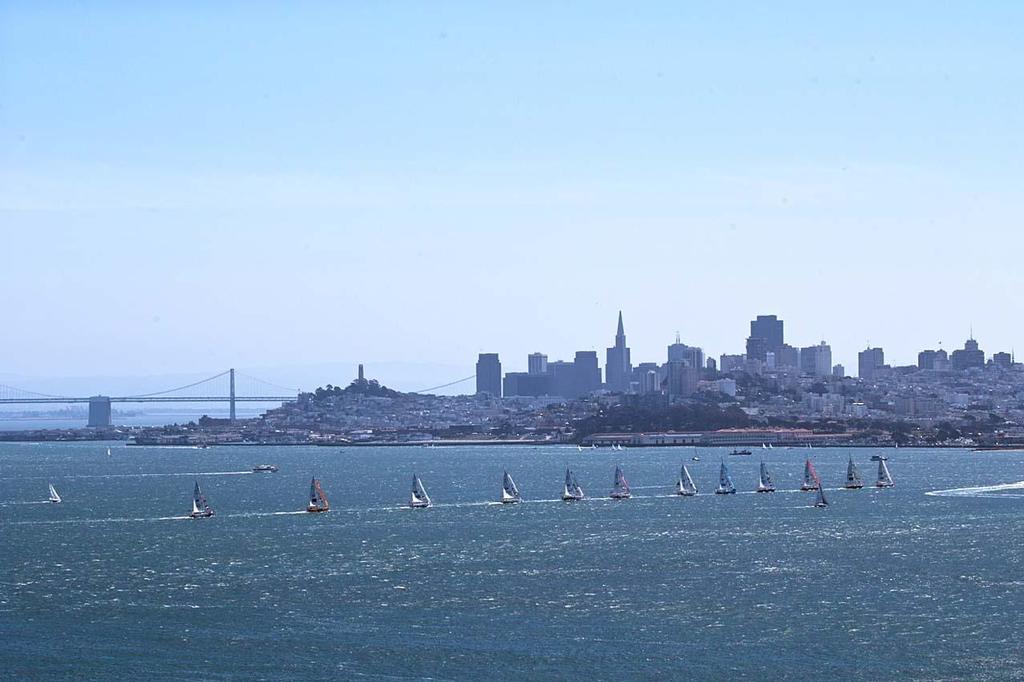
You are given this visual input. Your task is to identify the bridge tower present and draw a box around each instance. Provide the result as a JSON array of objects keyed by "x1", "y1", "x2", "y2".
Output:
[
  {"x1": 229, "y1": 368, "x2": 236, "y2": 422},
  {"x1": 88, "y1": 396, "x2": 112, "y2": 428}
]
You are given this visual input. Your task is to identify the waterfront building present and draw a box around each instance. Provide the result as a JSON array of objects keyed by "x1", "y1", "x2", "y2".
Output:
[
  {"x1": 858, "y1": 347, "x2": 885, "y2": 380},
  {"x1": 528, "y1": 353, "x2": 548, "y2": 375},
  {"x1": 604, "y1": 312, "x2": 632, "y2": 392},
  {"x1": 475, "y1": 353, "x2": 502, "y2": 397},
  {"x1": 951, "y1": 338, "x2": 985, "y2": 371},
  {"x1": 800, "y1": 342, "x2": 832, "y2": 377}
]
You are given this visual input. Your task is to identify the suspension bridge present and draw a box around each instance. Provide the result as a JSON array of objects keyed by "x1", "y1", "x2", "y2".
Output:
[{"x1": 0, "y1": 369, "x2": 298, "y2": 427}]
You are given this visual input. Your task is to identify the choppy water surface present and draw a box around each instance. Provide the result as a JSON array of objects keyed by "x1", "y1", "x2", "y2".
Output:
[{"x1": 2, "y1": 443, "x2": 1023, "y2": 680}]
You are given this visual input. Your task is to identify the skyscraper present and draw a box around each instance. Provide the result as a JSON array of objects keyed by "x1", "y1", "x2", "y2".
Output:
[
  {"x1": 667, "y1": 333, "x2": 704, "y2": 369},
  {"x1": 800, "y1": 341, "x2": 832, "y2": 377},
  {"x1": 858, "y1": 347, "x2": 885, "y2": 380},
  {"x1": 475, "y1": 353, "x2": 502, "y2": 397},
  {"x1": 605, "y1": 311, "x2": 632, "y2": 392},
  {"x1": 527, "y1": 353, "x2": 548, "y2": 375},
  {"x1": 951, "y1": 337, "x2": 985, "y2": 370},
  {"x1": 750, "y1": 315, "x2": 784, "y2": 353}
]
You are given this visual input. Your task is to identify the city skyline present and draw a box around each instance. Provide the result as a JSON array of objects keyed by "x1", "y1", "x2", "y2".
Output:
[{"x1": 3, "y1": 3, "x2": 1023, "y2": 380}]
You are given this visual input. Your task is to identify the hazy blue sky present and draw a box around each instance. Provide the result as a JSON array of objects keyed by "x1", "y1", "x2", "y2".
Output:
[{"x1": 2, "y1": 2, "x2": 1022, "y2": 389}]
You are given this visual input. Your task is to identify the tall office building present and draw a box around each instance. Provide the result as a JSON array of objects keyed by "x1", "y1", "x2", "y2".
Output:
[
  {"x1": 800, "y1": 342, "x2": 832, "y2": 377},
  {"x1": 575, "y1": 351, "x2": 603, "y2": 395},
  {"x1": 475, "y1": 353, "x2": 502, "y2": 397},
  {"x1": 667, "y1": 333, "x2": 704, "y2": 369},
  {"x1": 918, "y1": 349, "x2": 938, "y2": 370},
  {"x1": 951, "y1": 337, "x2": 985, "y2": 370},
  {"x1": 745, "y1": 336, "x2": 768, "y2": 362},
  {"x1": 527, "y1": 353, "x2": 548, "y2": 375},
  {"x1": 750, "y1": 315, "x2": 784, "y2": 353},
  {"x1": 858, "y1": 347, "x2": 885, "y2": 380},
  {"x1": 605, "y1": 312, "x2": 632, "y2": 392}
]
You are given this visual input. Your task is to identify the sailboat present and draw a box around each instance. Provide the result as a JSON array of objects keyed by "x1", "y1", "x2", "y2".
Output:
[
  {"x1": 307, "y1": 476, "x2": 330, "y2": 513},
  {"x1": 500, "y1": 470, "x2": 522, "y2": 504},
  {"x1": 410, "y1": 474, "x2": 431, "y2": 508},
  {"x1": 562, "y1": 468, "x2": 585, "y2": 501},
  {"x1": 875, "y1": 459, "x2": 895, "y2": 488},
  {"x1": 844, "y1": 456, "x2": 864, "y2": 489},
  {"x1": 610, "y1": 466, "x2": 631, "y2": 499},
  {"x1": 814, "y1": 479, "x2": 829, "y2": 507},
  {"x1": 189, "y1": 480, "x2": 214, "y2": 518},
  {"x1": 756, "y1": 461, "x2": 775, "y2": 493},
  {"x1": 716, "y1": 461, "x2": 736, "y2": 494},
  {"x1": 106, "y1": 447, "x2": 112, "y2": 457},
  {"x1": 577, "y1": 445, "x2": 583, "y2": 452},
  {"x1": 47, "y1": 483, "x2": 62, "y2": 504},
  {"x1": 800, "y1": 459, "x2": 820, "y2": 491},
  {"x1": 676, "y1": 464, "x2": 698, "y2": 496}
]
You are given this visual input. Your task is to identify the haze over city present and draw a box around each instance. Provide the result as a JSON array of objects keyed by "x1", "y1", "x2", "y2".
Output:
[{"x1": 3, "y1": 2, "x2": 1022, "y2": 387}]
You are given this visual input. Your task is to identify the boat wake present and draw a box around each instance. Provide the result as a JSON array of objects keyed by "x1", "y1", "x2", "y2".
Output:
[
  {"x1": 0, "y1": 500, "x2": 52, "y2": 506},
  {"x1": 926, "y1": 481, "x2": 1024, "y2": 498},
  {"x1": 62, "y1": 471, "x2": 255, "y2": 480}
]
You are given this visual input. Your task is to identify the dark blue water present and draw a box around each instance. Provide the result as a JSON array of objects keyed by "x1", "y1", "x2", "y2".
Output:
[{"x1": 2, "y1": 443, "x2": 1023, "y2": 680}]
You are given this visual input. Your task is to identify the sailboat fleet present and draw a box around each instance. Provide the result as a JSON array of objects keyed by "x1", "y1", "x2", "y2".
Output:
[{"x1": 30, "y1": 453, "x2": 895, "y2": 515}]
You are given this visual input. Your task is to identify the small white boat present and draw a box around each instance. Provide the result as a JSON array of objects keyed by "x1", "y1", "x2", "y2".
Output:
[
  {"x1": 562, "y1": 468, "x2": 585, "y2": 501},
  {"x1": 610, "y1": 466, "x2": 631, "y2": 499},
  {"x1": 410, "y1": 474, "x2": 431, "y2": 508},
  {"x1": 47, "y1": 483, "x2": 62, "y2": 504},
  {"x1": 189, "y1": 480, "x2": 214, "y2": 518},
  {"x1": 500, "y1": 470, "x2": 522, "y2": 504},
  {"x1": 676, "y1": 464, "x2": 698, "y2": 496},
  {"x1": 875, "y1": 459, "x2": 895, "y2": 488},
  {"x1": 715, "y1": 461, "x2": 736, "y2": 494},
  {"x1": 106, "y1": 447, "x2": 112, "y2": 457},
  {"x1": 577, "y1": 445, "x2": 583, "y2": 452},
  {"x1": 756, "y1": 461, "x2": 775, "y2": 493}
]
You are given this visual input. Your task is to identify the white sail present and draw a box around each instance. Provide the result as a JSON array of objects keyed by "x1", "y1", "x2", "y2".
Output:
[
  {"x1": 563, "y1": 468, "x2": 584, "y2": 500},
  {"x1": 844, "y1": 456, "x2": 863, "y2": 488},
  {"x1": 190, "y1": 480, "x2": 213, "y2": 517},
  {"x1": 716, "y1": 462, "x2": 736, "y2": 494},
  {"x1": 756, "y1": 462, "x2": 775, "y2": 492},
  {"x1": 47, "y1": 483, "x2": 61, "y2": 503},
  {"x1": 815, "y1": 483, "x2": 829, "y2": 507},
  {"x1": 876, "y1": 459, "x2": 894, "y2": 488},
  {"x1": 501, "y1": 470, "x2": 521, "y2": 503},
  {"x1": 106, "y1": 447, "x2": 112, "y2": 457},
  {"x1": 410, "y1": 474, "x2": 431, "y2": 507},
  {"x1": 677, "y1": 464, "x2": 698, "y2": 496}
]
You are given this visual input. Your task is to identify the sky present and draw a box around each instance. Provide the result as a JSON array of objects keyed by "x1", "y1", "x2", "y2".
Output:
[{"x1": 1, "y1": 2, "x2": 1023, "y2": 392}]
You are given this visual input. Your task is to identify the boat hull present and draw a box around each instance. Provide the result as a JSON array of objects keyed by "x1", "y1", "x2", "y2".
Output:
[
  {"x1": 500, "y1": 498, "x2": 521, "y2": 504},
  {"x1": 189, "y1": 511, "x2": 214, "y2": 519},
  {"x1": 875, "y1": 483, "x2": 894, "y2": 488},
  {"x1": 609, "y1": 493, "x2": 631, "y2": 500},
  {"x1": 306, "y1": 506, "x2": 329, "y2": 513},
  {"x1": 715, "y1": 489, "x2": 736, "y2": 495},
  {"x1": 800, "y1": 485, "x2": 819, "y2": 491},
  {"x1": 844, "y1": 484, "x2": 864, "y2": 489},
  {"x1": 756, "y1": 487, "x2": 775, "y2": 493}
]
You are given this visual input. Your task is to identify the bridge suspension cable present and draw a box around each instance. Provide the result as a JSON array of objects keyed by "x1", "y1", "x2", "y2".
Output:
[
  {"x1": 0, "y1": 384, "x2": 70, "y2": 400},
  {"x1": 123, "y1": 370, "x2": 232, "y2": 398},
  {"x1": 411, "y1": 374, "x2": 476, "y2": 394},
  {"x1": 233, "y1": 371, "x2": 300, "y2": 394}
]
